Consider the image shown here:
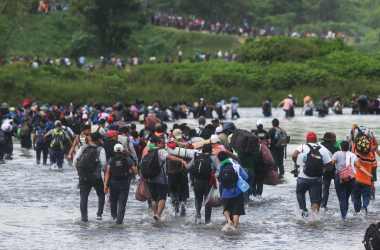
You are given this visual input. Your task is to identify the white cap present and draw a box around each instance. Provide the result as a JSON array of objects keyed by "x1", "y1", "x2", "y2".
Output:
[
  {"x1": 215, "y1": 126, "x2": 223, "y2": 134},
  {"x1": 256, "y1": 120, "x2": 263, "y2": 127},
  {"x1": 114, "y1": 143, "x2": 124, "y2": 153},
  {"x1": 210, "y1": 134, "x2": 220, "y2": 144}
]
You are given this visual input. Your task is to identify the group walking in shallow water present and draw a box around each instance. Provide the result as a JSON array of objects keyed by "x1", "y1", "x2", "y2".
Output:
[{"x1": 0, "y1": 99, "x2": 379, "y2": 246}]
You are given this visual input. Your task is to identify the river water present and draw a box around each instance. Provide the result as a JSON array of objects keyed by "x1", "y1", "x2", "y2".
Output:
[{"x1": 0, "y1": 108, "x2": 379, "y2": 250}]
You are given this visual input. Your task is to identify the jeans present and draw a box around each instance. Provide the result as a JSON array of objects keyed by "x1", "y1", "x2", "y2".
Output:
[
  {"x1": 50, "y1": 149, "x2": 64, "y2": 168},
  {"x1": 193, "y1": 179, "x2": 212, "y2": 223},
  {"x1": 296, "y1": 177, "x2": 322, "y2": 211},
  {"x1": 321, "y1": 171, "x2": 334, "y2": 208},
  {"x1": 36, "y1": 145, "x2": 49, "y2": 165},
  {"x1": 109, "y1": 179, "x2": 131, "y2": 224},
  {"x1": 79, "y1": 178, "x2": 105, "y2": 221},
  {"x1": 334, "y1": 175, "x2": 354, "y2": 219},
  {"x1": 352, "y1": 181, "x2": 371, "y2": 213},
  {"x1": 271, "y1": 148, "x2": 285, "y2": 177}
]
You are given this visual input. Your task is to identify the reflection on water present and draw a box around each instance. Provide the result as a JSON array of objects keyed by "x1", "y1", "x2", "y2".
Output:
[{"x1": 0, "y1": 108, "x2": 379, "y2": 250}]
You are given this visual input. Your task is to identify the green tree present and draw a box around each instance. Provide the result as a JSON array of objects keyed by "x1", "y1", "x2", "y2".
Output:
[
  {"x1": 72, "y1": 0, "x2": 145, "y2": 53},
  {"x1": 0, "y1": 0, "x2": 29, "y2": 57}
]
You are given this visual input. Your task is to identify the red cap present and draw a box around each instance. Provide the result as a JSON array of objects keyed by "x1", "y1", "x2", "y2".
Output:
[
  {"x1": 306, "y1": 131, "x2": 317, "y2": 142},
  {"x1": 107, "y1": 130, "x2": 118, "y2": 138}
]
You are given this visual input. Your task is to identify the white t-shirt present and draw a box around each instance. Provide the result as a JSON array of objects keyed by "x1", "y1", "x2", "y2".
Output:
[
  {"x1": 332, "y1": 151, "x2": 357, "y2": 173},
  {"x1": 296, "y1": 143, "x2": 332, "y2": 179}
]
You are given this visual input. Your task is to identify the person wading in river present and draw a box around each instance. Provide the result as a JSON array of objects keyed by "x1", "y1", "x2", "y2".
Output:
[
  {"x1": 292, "y1": 132, "x2": 333, "y2": 218},
  {"x1": 104, "y1": 143, "x2": 137, "y2": 224},
  {"x1": 140, "y1": 136, "x2": 186, "y2": 222},
  {"x1": 74, "y1": 132, "x2": 106, "y2": 222}
]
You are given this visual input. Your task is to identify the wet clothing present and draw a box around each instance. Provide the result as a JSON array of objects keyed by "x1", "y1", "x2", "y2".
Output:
[
  {"x1": 73, "y1": 143, "x2": 107, "y2": 222},
  {"x1": 50, "y1": 149, "x2": 64, "y2": 168},
  {"x1": 193, "y1": 179, "x2": 212, "y2": 223},
  {"x1": 109, "y1": 179, "x2": 131, "y2": 224},
  {"x1": 296, "y1": 177, "x2": 322, "y2": 211},
  {"x1": 334, "y1": 176, "x2": 354, "y2": 219},
  {"x1": 79, "y1": 178, "x2": 105, "y2": 221},
  {"x1": 269, "y1": 127, "x2": 286, "y2": 177},
  {"x1": 148, "y1": 183, "x2": 168, "y2": 202},
  {"x1": 320, "y1": 141, "x2": 339, "y2": 208},
  {"x1": 106, "y1": 153, "x2": 135, "y2": 223},
  {"x1": 295, "y1": 143, "x2": 332, "y2": 210},
  {"x1": 222, "y1": 193, "x2": 245, "y2": 216},
  {"x1": 352, "y1": 181, "x2": 371, "y2": 213}
]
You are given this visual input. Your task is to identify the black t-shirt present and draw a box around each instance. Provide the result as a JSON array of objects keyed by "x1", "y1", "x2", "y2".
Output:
[{"x1": 253, "y1": 128, "x2": 269, "y2": 140}]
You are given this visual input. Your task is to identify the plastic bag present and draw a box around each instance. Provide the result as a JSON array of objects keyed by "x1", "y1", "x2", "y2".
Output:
[
  {"x1": 204, "y1": 186, "x2": 222, "y2": 207},
  {"x1": 135, "y1": 178, "x2": 151, "y2": 202},
  {"x1": 237, "y1": 176, "x2": 250, "y2": 193}
]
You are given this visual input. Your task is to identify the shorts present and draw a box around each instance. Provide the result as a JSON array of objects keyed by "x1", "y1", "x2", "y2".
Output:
[
  {"x1": 147, "y1": 182, "x2": 168, "y2": 202},
  {"x1": 222, "y1": 193, "x2": 245, "y2": 216},
  {"x1": 296, "y1": 177, "x2": 322, "y2": 204}
]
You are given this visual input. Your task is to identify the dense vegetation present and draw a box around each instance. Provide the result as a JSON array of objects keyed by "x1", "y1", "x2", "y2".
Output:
[
  {"x1": 1, "y1": 38, "x2": 380, "y2": 106},
  {"x1": 2, "y1": 0, "x2": 380, "y2": 106}
]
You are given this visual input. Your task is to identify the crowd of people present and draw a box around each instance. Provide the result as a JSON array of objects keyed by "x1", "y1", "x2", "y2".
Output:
[
  {"x1": 262, "y1": 94, "x2": 380, "y2": 118},
  {"x1": 0, "y1": 98, "x2": 379, "y2": 240},
  {"x1": 151, "y1": 13, "x2": 348, "y2": 40},
  {"x1": 37, "y1": 0, "x2": 69, "y2": 14}
]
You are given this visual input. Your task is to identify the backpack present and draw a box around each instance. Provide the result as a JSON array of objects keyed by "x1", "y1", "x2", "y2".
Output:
[
  {"x1": 35, "y1": 127, "x2": 46, "y2": 146},
  {"x1": 50, "y1": 129, "x2": 66, "y2": 150},
  {"x1": 363, "y1": 222, "x2": 380, "y2": 250},
  {"x1": 109, "y1": 154, "x2": 131, "y2": 179},
  {"x1": 220, "y1": 163, "x2": 238, "y2": 189},
  {"x1": 355, "y1": 130, "x2": 371, "y2": 155},
  {"x1": 191, "y1": 153, "x2": 213, "y2": 180},
  {"x1": 140, "y1": 149, "x2": 161, "y2": 179},
  {"x1": 275, "y1": 128, "x2": 290, "y2": 148},
  {"x1": 0, "y1": 130, "x2": 5, "y2": 145},
  {"x1": 303, "y1": 144, "x2": 324, "y2": 177},
  {"x1": 76, "y1": 146, "x2": 100, "y2": 178}
]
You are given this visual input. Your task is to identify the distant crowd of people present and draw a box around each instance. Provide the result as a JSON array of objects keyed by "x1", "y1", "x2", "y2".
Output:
[
  {"x1": 151, "y1": 13, "x2": 348, "y2": 40},
  {"x1": 0, "y1": 50, "x2": 239, "y2": 71},
  {"x1": 36, "y1": 0, "x2": 68, "y2": 14}
]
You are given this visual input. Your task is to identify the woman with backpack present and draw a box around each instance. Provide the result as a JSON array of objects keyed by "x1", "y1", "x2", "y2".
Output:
[
  {"x1": 217, "y1": 151, "x2": 248, "y2": 231},
  {"x1": 187, "y1": 144, "x2": 217, "y2": 224}
]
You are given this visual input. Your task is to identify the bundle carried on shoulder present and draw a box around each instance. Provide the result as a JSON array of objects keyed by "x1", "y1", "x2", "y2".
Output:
[{"x1": 230, "y1": 129, "x2": 259, "y2": 154}]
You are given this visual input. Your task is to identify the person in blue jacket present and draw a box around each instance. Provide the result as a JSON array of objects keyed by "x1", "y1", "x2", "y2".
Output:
[{"x1": 217, "y1": 151, "x2": 248, "y2": 231}]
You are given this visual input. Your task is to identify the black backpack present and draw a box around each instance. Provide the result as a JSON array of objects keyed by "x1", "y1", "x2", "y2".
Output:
[
  {"x1": 77, "y1": 146, "x2": 100, "y2": 178},
  {"x1": 191, "y1": 153, "x2": 213, "y2": 180},
  {"x1": 363, "y1": 222, "x2": 380, "y2": 250},
  {"x1": 220, "y1": 163, "x2": 238, "y2": 189},
  {"x1": 275, "y1": 128, "x2": 290, "y2": 148},
  {"x1": 303, "y1": 144, "x2": 324, "y2": 177},
  {"x1": 109, "y1": 153, "x2": 131, "y2": 179},
  {"x1": 140, "y1": 149, "x2": 161, "y2": 179}
]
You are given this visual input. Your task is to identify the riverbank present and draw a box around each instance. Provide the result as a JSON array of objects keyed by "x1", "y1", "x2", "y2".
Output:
[{"x1": 1, "y1": 55, "x2": 380, "y2": 106}]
